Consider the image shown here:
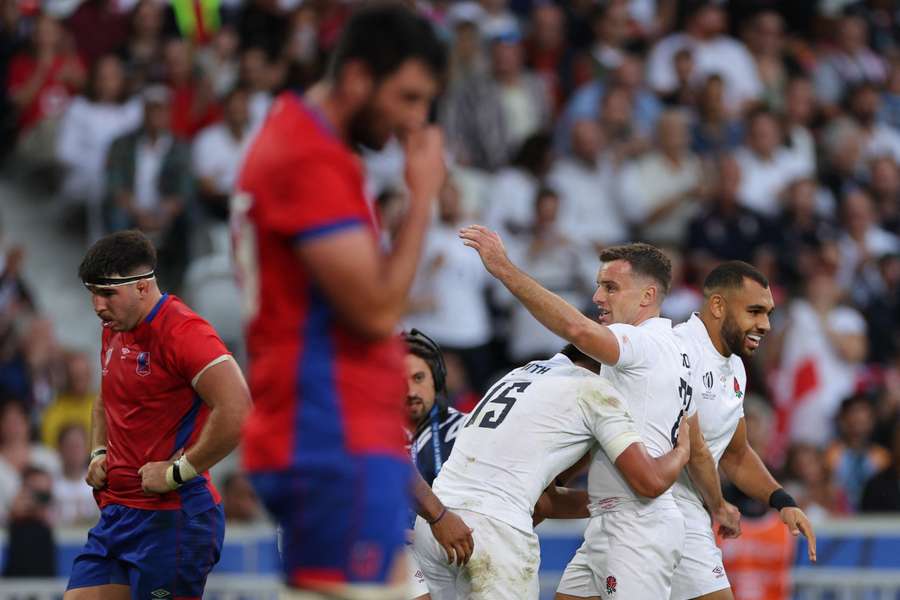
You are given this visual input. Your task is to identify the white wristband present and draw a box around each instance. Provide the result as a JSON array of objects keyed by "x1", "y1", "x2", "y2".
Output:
[
  {"x1": 165, "y1": 464, "x2": 180, "y2": 490},
  {"x1": 177, "y1": 455, "x2": 199, "y2": 482}
]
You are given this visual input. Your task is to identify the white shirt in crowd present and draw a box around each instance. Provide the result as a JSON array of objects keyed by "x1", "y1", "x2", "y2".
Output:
[
  {"x1": 433, "y1": 353, "x2": 642, "y2": 533},
  {"x1": 482, "y1": 167, "x2": 539, "y2": 240},
  {"x1": 672, "y1": 314, "x2": 746, "y2": 508},
  {"x1": 192, "y1": 123, "x2": 256, "y2": 194},
  {"x1": 547, "y1": 156, "x2": 628, "y2": 249},
  {"x1": 134, "y1": 134, "x2": 173, "y2": 212},
  {"x1": 54, "y1": 472, "x2": 100, "y2": 526},
  {"x1": 647, "y1": 33, "x2": 762, "y2": 113},
  {"x1": 587, "y1": 317, "x2": 695, "y2": 509},
  {"x1": 619, "y1": 151, "x2": 703, "y2": 246},
  {"x1": 56, "y1": 96, "x2": 143, "y2": 204},
  {"x1": 405, "y1": 222, "x2": 493, "y2": 349},
  {"x1": 249, "y1": 91, "x2": 273, "y2": 129},
  {"x1": 734, "y1": 146, "x2": 811, "y2": 218}
]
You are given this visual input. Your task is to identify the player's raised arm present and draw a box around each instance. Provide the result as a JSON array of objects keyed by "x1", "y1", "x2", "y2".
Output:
[
  {"x1": 459, "y1": 225, "x2": 621, "y2": 365},
  {"x1": 685, "y1": 412, "x2": 742, "y2": 538},
  {"x1": 296, "y1": 127, "x2": 446, "y2": 341},
  {"x1": 720, "y1": 417, "x2": 817, "y2": 561}
]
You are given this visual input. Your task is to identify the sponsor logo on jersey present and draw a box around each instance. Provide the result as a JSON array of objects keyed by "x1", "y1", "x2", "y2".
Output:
[
  {"x1": 136, "y1": 351, "x2": 151, "y2": 376},
  {"x1": 702, "y1": 371, "x2": 714, "y2": 390},
  {"x1": 606, "y1": 575, "x2": 617, "y2": 595},
  {"x1": 151, "y1": 590, "x2": 171, "y2": 599},
  {"x1": 733, "y1": 377, "x2": 743, "y2": 399},
  {"x1": 713, "y1": 565, "x2": 725, "y2": 578}
]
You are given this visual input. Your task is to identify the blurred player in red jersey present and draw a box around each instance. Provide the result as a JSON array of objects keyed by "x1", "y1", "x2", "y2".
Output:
[
  {"x1": 233, "y1": 4, "x2": 473, "y2": 599},
  {"x1": 65, "y1": 230, "x2": 251, "y2": 600}
]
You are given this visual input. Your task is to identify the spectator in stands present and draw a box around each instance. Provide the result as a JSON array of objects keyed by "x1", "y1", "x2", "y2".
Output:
[
  {"x1": 196, "y1": 26, "x2": 240, "y2": 99},
  {"x1": 813, "y1": 11, "x2": 886, "y2": 116},
  {"x1": 19, "y1": 316, "x2": 64, "y2": 419},
  {"x1": 783, "y1": 76, "x2": 818, "y2": 175},
  {"x1": 659, "y1": 246, "x2": 702, "y2": 324},
  {"x1": 40, "y1": 349, "x2": 94, "y2": 450},
  {"x1": 836, "y1": 189, "x2": 900, "y2": 292},
  {"x1": 826, "y1": 394, "x2": 891, "y2": 511},
  {"x1": 783, "y1": 442, "x2": 851, "y2": 521},
  {"x1": 55, "y1": 54, "x2": 143, "y2": 233},
  {"x1": 405, "y1": 178, "x2": 494, "y2": 394},
  {"x1": 620, "y1": 108, "x2": 704, "y2": 247},
  {"x1": 65, "y1": 0, "x2": 130, "y2": 67},
  {"x1": 0, "y1": 399, "x2": 59, "y2": 527},
  {"x1": 820, "y1": 118, "x2": 867, "y2": 204},
  {"x1": 880, "y1": 61, "x2": 900, "y2": 132},
  {"x1": 735, "y1": 109, "x2": 811, "y2": 218},
  {"x1": 523, "y1": 2, "x2": 573, "y2": 113},
  {"x1": 861, "y1": 419, "x2": 900, "y2": 512},
  {"x1": 445, "y1": 15, "x2": 485, "y2": 89},
  {"x1": 547, "y1": 118, "x2": 627, "y2": 253},
  {"x1": 743, "y1": 9, "x2": 795, "y2": 113},
  {"x1": 105, "y1": 85, "x2": 192, "y2": 289},
  {"x1": 7, "y1": 13, "x2": 85, "y2": 169},
  {"x1": 774, "y1": 178, "x2": 840, "y2": 287},
  {"x1": 686, "y1": 155, "x2": 770, "y2": 273},
  {"x1": 659, "y1": 47, "x2": 697, "y2": 109},
  {"x1": 2, "y1": 465, "x2": 57, "y2": 577},
  {"x1": 500, "y1": 187, "x2": 591, "y2": 363},
  {"x1": 0, "y1": 242, "x2": 36, "y2": 363},
  {"x1": 482, "y1": 131, "x2": 554, "y2": 241},
  {"x1": 238, "y1": 46, "x2": 274, "y2": 128},
  {"x1": 441, "y1": 30, "x2": 551, "y2": 171},
  {"x1": 574, "y1": 0, "x2": 632, "y2": 82},
  {"x1": 846, "y1": 82, "x2": 900, "y2": 166},
  {"x1": 647, "y1": 0, "x2": 761, "y2": 114},
  {"x1": 164, "y1": 38, "x2": 221, "y2": 139},
  {"x1": 192, "y1": 86, "x2": 252, "y2": 221},
  {"x1": 222, "y1": 470, "x2": 263, "y2": 523},
  {"x1": 52, "y1": 423, "x2": 98, "y2": 526},
  {"x1": 869, "y1": 156, "x2": 900, "y2": 232},
  {"x1": 690, "y1": 74, "x2": 745, "y2": 156},
  {"x1": 121, "y1": 0, "x2": 166, "y2": 94}
]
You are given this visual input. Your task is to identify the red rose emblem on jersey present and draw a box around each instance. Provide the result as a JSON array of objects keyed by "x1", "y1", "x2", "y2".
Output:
[
  {"x1": 606, "y1": 575, "x2": 617, "y2": 595},
  {"x1": 733, "y1": 377, "x2": 743, "y2": 398}
]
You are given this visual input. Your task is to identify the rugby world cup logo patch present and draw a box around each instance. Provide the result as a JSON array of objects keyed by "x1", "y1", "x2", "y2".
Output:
[
  {"x1": 606, "y1": 575, "x2": 617, "y2": 595},
  {"x1": 702, "y1": 371, "x2": 714, "y2": 390},
  {"x1": 136, "y1": 351, "x2": 151, "y2": 376}
]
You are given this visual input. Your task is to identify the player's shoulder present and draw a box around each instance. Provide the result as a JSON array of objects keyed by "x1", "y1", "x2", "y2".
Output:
[
  {"x1": 152, "y1": 295, "x2": 216, "y2": 336},
  {"x1": 443, "y1": 407, "x2": 467, "y2": 425}
]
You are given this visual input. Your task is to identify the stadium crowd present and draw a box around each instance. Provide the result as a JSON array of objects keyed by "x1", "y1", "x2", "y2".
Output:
[{"x1": 1, "y1": 0, "x2": 900, "y2": 580}]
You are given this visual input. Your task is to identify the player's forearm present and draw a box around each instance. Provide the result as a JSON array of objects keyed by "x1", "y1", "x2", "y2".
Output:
[
  {"x1": 411, "y1": 468, "x2": 445, "y2": 522},
  {"x1": 687, "y1": 439, "x2": 725, "y2": 510},
  {"x1": 542, "y1": 486, "x2": 590, "y2": 519},
  {"x1": 492, "y1": 260, "x2": 618, "y2": 365},
  {"x1": 720, "y1": 445, "x2": 780, "y2": 506},
  {"x1": 377, "y1": 200, "x2": 432, "y2": 326},
  {"x1": 90, "y1": 394, "x2": 108, "y2": 449},
  {"x1": 650, "y1": 446, "x2": 690, "y2": 494}
]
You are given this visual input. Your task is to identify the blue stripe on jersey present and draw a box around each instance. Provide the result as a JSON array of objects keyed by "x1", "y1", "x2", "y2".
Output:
[
  {"x1": 292, "y1": 218, "x2": 364, "y2": 243},
  {"x1": 174, "y1": 395, "x2": 215, "y2": 516},
  {"x1": 145, "y1": 293, "x2": 169, "y2": 324},
  {"x1": 293, "y1": 286, "x2": 345, "y2": 467}
]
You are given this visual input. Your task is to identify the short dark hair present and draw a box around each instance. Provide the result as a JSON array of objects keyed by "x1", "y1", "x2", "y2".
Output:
[
  {"x1": 78, "y1": 230, "x2": 157, "y2": 283},
  {"x1": 703, "y1": 261, "x2": 769, "y2": 296},
  {"x1": 599, "y1": 243, "x2": 672, "y2": 296},
  {"x1": 328, "y1": 4, "x2": 446, "y2": 83},
  {"x1": 560, "y1": 344, "x2": 601, "y2": 372}
]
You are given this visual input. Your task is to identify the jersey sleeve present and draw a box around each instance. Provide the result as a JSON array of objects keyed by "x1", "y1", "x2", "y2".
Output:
[
  {"x1": 576, "y1": 378, "x2": 642, "y2": 463},
  {"x1": 606, "y1": 323, "x2": 648, "y2": 370},
  {"x1": 255, "y1": 153, "x2": 369, "y2": 241},
  {"x1": 167, "y1": 318, "x2": 232, "y2": 388}
]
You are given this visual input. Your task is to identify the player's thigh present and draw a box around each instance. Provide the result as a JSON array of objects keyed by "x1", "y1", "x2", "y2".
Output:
[
  {"x1": 593, "y1": 507, "x2": 685, "y2": 600},
  {"x1": 66, "y1": 505, "x2": 131, "y2": 593},
  {"x1": 669, "y1": 503, "x2": 731, "y2": 600},
  {"x1": 63, "y1": 584, "x2": 131, "y2": 600},
  {"x1": 456, "y1": 510, "x2": 540, "y2": 600},
  {"x1": 556, "y1": 519, "x2": 603, "y2": 600},
  {"x1": 123, "y1": 504, "x2": 225, "y2": 599},
  {"x1": 412, "y1": 516, "x2": 458, "y2": 600},
  {"x1": 406, "y1": 541, "x2": 431, "y2": 600}
]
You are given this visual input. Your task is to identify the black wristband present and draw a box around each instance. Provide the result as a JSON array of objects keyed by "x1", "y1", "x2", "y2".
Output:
[
  {"x1": 89, "y1": 448, "x2": 107, "y2": 461},
  {"x1": 428, "y1": 507, "x2": 447, "y2": 525},
  {"x1": 769, "y1": 488, "x2": 798, "y2": 511},
  {"x1": 172, "y1": 461, "x2": 184, "y2": 485}
]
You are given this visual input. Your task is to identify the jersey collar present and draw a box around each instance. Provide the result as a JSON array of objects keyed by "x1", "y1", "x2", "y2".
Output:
[
  {"x1": 688, "y1": 312, "x2": 730, "y2": 362},
  {"x1": 144, "y1": 293, "x2": 170, "y2": 324}
]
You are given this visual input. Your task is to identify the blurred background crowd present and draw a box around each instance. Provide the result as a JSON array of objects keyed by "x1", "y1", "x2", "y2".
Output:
[{"x1": 1, "y1": 0, "x2": 900, "y2": 581}]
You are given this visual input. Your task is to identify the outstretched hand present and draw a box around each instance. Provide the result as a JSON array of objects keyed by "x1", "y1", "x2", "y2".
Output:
[
  {"x1": 459, "y1": 225, "x2": 512, "y2": 278},
  {"x1": 781, "y1": 507, "x2": 817, "y2": 562}
]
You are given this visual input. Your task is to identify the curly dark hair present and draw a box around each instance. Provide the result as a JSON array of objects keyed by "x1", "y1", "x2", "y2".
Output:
[
  {"x1": 599, "y1": 243, "x2": 672, "y2": 296},
  {"x1": 78, "y1": 230, "x2": 157, "y2": 283}
]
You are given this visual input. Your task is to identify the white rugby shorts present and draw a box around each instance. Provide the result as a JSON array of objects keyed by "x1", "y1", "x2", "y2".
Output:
[{"x1": 669, "y1": 499, "x2": 730, "y2": 600}]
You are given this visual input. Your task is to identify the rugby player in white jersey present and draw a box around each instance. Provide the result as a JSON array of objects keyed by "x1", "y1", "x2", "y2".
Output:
[
  {"x1": 413, "y1": 344, "x2": 692, "y2": 600},
  {"x1": 458, "y1": 229, "x2": 741, "y2": 600},
  {"x1": 670, "y1": 261, "x2": 816, "y2": 600}
]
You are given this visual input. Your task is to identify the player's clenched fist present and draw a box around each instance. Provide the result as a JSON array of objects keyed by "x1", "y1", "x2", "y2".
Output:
[
  {"x1": 86, "y1": 454, "x2": 107, "y2": 490},
  {"x1": 138, "y1": 461, "x2": 174, "y2": 494},
  {"x1": 404, "y1": 125, "x2": 446, "y2": 204},
  {"x1": 459, "y1": 225, "x2": 511, "y2": 278}
]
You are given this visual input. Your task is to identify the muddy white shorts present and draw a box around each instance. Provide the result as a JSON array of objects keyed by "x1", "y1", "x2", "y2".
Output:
[{"x1": 412, "y1": 509, "x2": 540, "y2": 600}]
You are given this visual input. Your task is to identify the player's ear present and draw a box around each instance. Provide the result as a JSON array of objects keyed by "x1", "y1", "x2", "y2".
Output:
[{"x1": 710, "y1": 293, "x2": 726, "y2": 319}]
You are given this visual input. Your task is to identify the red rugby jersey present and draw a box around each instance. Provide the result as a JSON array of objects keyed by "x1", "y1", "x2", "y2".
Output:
[
  {"x1": 98, "y1": 293, "x2": 229, "y2": 514},
  {"x1": 233, "y1": 92, "x2": 406, "y2": 473}
]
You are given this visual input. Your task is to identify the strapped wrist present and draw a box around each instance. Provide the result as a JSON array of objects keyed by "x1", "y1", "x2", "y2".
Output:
[
  {"x1": 769, "y1": 488, "x2": 798, "y2": 511},
  {"x1": 428, "y1": 507, "x2": 447, "y2": 525},
  {"x1": 89, "y1": 447, "x2": 107, "y2": 462}
]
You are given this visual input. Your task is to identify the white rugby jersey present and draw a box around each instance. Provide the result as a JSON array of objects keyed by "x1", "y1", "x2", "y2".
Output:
[
  {"x1": 432, "y1": 353, "x2": 642, "y2": 533},
  {"x1": 587, "y1": 317, "x2": 695, "y2": 507},
  {"x1": 672, "y1": 313, "x2": 746, "y2": 507}
]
